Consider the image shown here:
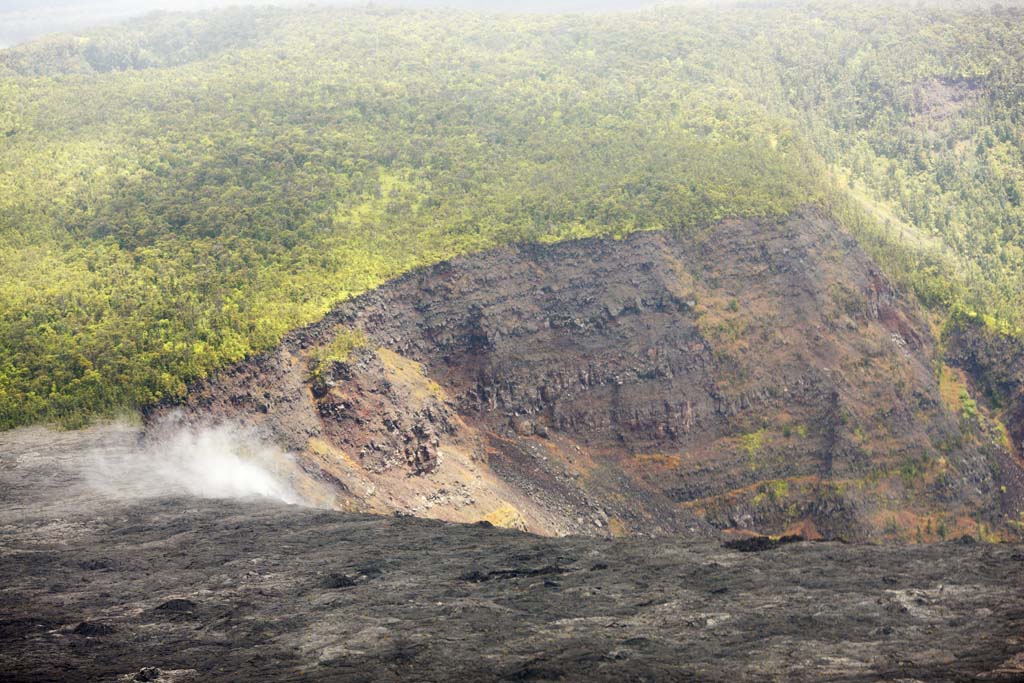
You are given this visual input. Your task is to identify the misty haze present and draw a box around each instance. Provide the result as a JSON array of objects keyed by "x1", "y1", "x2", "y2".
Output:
[
  {"x1": 1, "y1": 1, "x2": 1023, "y2": 681},
  {"x1": 0, "y1": 0, "x2": 658, "y2": 48}
]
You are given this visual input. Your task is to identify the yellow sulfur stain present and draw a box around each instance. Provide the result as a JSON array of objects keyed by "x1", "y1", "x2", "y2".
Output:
[{"x1": 483, "y1": 502, "x2": 528, "y2": 531}]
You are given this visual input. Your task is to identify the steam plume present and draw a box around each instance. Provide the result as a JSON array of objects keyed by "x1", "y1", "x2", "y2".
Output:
[{"x1": 84, "y1": 420, "x2": 302, "y2": 505}]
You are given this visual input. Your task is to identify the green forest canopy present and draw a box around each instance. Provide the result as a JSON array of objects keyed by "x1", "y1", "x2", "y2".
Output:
[{"x1": 1, "y1": 1, "x2": 1023, "y2": 428}]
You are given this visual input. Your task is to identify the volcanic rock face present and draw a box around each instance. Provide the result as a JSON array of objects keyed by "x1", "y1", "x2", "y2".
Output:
[
  {"x1": 943, "y1": 322, "x2": 1024, "y2": 519},
  {"x1": 158, "y1": 209, "x2": 1024, "y2": 540}
]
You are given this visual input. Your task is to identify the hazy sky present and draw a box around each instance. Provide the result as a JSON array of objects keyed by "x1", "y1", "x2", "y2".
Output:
[
  {"x1": 0, "y1": 1, "x2": 305, "y2": 48},
  {"x1": 0, "y1": 0, "x2": 662, "y2": 49}
]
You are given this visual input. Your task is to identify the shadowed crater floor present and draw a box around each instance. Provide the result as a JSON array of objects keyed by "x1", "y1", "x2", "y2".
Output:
[{"x1": 1, "y1": 425, "x2": 1023, "y2": 682}]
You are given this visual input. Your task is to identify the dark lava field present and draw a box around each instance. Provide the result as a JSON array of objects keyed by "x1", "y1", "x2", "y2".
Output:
[{"x1": 1, "y1": 425, "x2": 1023, "y2": 682}]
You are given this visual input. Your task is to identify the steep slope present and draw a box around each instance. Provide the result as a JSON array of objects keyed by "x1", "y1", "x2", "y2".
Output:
[
  {"x1": 155, "y1": 210, "x2": 1024, "y2": 541},
  {"x1": 946, "y1": 319, "x2": 1024, "y2": 475}
]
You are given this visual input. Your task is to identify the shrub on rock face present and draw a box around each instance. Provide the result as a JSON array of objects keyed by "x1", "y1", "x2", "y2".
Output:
[{"x1": 308, "y1": 329, "x2": 368, "y2": 385}]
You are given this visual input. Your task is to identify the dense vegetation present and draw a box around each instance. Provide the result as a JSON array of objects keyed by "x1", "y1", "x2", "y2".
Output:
[
  {"x1": 1, "y1": 2, "x2": 1023, "y2": 428},
  {"x1": 759, "y1": 3, "x2": 1024, "y2": 329}
]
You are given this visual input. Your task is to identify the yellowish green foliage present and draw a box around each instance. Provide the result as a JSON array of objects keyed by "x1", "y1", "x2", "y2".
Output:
[
  {"x1": 308, "y1": 329, "x2": 367, "y2": 381},
  {"x1": 782, "y1": 423, "x2": 808, "y2": 438},
  {"x1": 2, "y1": 3, "x2": 1024, "y2": 428},
  {"x1": 753, "y1": 479, "x2": 790, "y2": 506},
  {"x1": 741, "y1": 429, "x2": 768, "y2": 457}
]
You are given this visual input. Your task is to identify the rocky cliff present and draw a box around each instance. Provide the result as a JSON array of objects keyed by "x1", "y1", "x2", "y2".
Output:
[{"x1": 154, "y1": 209, "x2": 1024, "y2": 541}]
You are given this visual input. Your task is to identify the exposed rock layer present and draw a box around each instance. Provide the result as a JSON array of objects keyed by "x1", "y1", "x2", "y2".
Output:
[{"x1": 157, "y1": 209, "x2": 1024, "y2": 540}]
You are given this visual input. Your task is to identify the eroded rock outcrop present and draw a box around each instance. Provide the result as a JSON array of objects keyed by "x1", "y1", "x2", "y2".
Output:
[{"x1": 154, "y1": 209, "x2": 1024, "y2": 541}]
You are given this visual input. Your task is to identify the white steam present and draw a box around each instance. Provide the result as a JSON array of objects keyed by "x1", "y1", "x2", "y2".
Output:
[{"x1": 85, "y1": 421, "x2": 303, "y2": 505}]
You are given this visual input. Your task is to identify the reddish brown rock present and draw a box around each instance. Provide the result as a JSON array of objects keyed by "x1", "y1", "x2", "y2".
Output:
[{"x1": 154, "y1": 209, "x2": 1024, "y2": 541}]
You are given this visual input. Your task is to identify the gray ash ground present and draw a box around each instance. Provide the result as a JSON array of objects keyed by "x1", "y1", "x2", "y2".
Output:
[{"x1": 2, "y1": 425, "x2": 1023, "y2": 682}]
